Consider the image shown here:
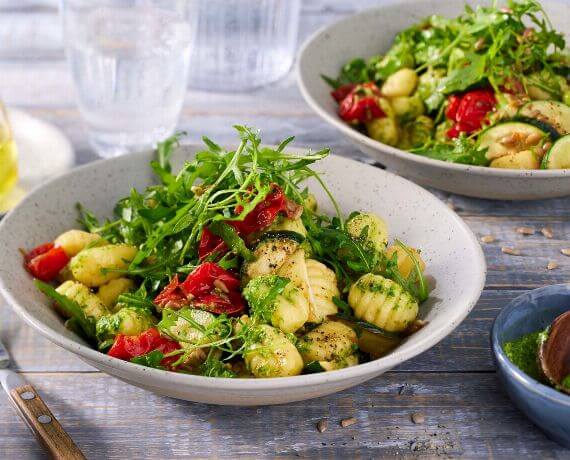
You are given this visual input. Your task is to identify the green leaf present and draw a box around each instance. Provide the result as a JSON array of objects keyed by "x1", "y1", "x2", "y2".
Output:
[
  {"x1": 437, "y1": 52, "x2": 487, "y2": 94},
  {"x1": 34, "y1": 280, "x2": 96, "y2": 340},
  {"x1": 207, "y1": 221, "x2": 254, "y2": 261},
  {"x1": 131, "y1": 350, "x2": 165, "y2": 369}
]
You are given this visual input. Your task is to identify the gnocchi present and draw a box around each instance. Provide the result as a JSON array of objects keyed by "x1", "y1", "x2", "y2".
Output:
[
  {"x1": 244, "y1": 324, "x2": 304, "y2": 378},
  {"x1": 54, "y1": 229, "x2": 105, "y2": 257},
  {"x1": 298, "y1": 321, "x2": 358, "y2": 370},
  {"x1": 70, "y1": 244, "x2": 137, "y2": 287},
  {"x1": 56, "y1": 280, "x2": 110, "y2": 321},
  {"x1": 97, "y1": 278, "x2": 135, "y2": 309},
  {"x1": 347, "y1": 212, "x2": 389, "y2": 253},
  {"x1": 348, "y1": 273, "x2": 419, "y2": 332}
]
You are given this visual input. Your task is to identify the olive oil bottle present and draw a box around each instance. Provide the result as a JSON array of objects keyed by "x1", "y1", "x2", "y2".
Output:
[{"x1": 0, "y1": 103, "x2": 18, "y2": 212}]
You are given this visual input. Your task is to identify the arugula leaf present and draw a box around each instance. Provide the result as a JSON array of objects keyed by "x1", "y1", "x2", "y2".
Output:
[
  {"x1": 34, "y1": 280, "x2": 96, "y2": 340},
  {"x1": 411, "y1": 136, "x2": 489, "y2": 166},
  {"x1": 437, "y1": 52, "x2": 487, "y2": 94},
  {"x1": 200, "y1": 356, "x2": 236, "y2": 378},
  {"x1": 131, "y1": 350, "x2": 165, "y2": 369}
]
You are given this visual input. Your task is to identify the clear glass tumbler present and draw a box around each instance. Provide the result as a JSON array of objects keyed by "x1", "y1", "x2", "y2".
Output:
[
  {"x1": 61, "y1": 0, "x2": 196, "y2": 158},
  {"x1": 187, "y1": 0, "x2": 301, "y2": 91}
]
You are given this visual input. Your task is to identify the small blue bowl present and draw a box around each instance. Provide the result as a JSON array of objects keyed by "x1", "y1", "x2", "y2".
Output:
[{"x1": 491, "y1": 284, "x2": 570, "y2": 447}]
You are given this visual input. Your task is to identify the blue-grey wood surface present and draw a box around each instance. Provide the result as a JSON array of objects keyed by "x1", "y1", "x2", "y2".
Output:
[{"x1": 1, "y1": 1, "x2": 570, "y2": 458}]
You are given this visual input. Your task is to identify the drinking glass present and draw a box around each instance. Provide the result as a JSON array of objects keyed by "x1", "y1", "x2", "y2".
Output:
[
  {"x1": 61, "y1": 0, "x2": 196, "y2": 158},
  {"x1": 188, "y1": 0, "x2": 301, "y2": 91}
]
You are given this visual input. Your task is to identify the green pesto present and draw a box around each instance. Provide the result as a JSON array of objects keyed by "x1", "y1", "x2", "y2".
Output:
[
  {"x1": 503, "y1": 331, "x2": 542, "y2": 381},
  {"x1": 562, "y1": 375, "x2": 570, "y2": 390}
]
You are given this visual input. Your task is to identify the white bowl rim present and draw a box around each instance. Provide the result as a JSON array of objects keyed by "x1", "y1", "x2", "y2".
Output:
[
  {"x1": 0, "y1": 145, "x2": 486, "y2": 390},
  {"x1": 296, "y1": 0, "x2": 570, "y2": 178}
]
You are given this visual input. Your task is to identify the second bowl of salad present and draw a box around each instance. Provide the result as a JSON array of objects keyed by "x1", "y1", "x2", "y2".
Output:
[{"x1": 297, "y1": 0, "x2": 570, "y2": 200}]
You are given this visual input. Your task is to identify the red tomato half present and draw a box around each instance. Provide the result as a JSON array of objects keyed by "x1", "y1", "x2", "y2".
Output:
[
  {"x1": 180, "y1": 262, "x2": 240, "y2": 298},
  {"x1": 108, "y1": 328, "x2": 181, "y2": 368},
  {"x1": 338, "y1": 83, "x2": 385, "y2": 123},
  {"x1": 231, "y1": 185, "x2": 286, "y2": 234},
  {"x1": 25, "y1": 246, "x2": 70, "y2": 282},
  {"x1": 445, "y1": 88, "x2": 496, "y2": 138},
  {"x1": 331, "y1": 84, "x2": 356, "y2": 103}
]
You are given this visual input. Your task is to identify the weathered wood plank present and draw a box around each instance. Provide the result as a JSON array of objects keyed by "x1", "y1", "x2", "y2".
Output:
[{"x1": 0, "y1": 371, "x2": 567, "y2": 459}]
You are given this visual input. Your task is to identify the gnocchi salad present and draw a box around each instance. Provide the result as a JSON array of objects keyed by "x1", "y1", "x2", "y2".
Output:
[
  {"x1": 26, "y1": 127, "x2": 429, "y2": 378},
  {"x1": 324, "y1": 0, "x2": 570, "y2": 169}
]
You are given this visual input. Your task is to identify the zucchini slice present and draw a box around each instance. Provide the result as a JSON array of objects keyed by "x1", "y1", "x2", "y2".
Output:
[
  {"x1": 541, "y1": 134, "x2": 570, "y2": 169},
  {"x1": 259, "y1": 230, "x2": 305, "y2": 244},
  {"x1": 489, "y1": 150, "x2": 540, "y2": 170},
  {"x1": 242, "y1": 233, "x2": 301, "y2": 283},
  {"x1": 477, "y1": 122, "x2": 547, "y2": 160},
  {"x1": 518, "y1": 100, "x2": 570, "y2": 137}
]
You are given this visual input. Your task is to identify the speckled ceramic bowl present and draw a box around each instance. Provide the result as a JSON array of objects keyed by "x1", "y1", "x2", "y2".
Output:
[
  {"x1": 0, "y1": 145, "x2": 485, "y2": 405},
  {"x1": 491, "y1": 285, "x2": 570, "y2": 447},
  {"x1": 297, "y1": 0, "x2": 570, "y2": 200}
]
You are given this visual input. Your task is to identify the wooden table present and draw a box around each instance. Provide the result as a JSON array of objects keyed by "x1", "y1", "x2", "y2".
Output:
[{"x1": 1, "y1": 1, "x2": 569, "y2": 458}]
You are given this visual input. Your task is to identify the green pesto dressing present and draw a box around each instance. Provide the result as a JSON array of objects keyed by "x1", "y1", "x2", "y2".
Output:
[{"x1": 503, "y1": 331, "x2": 542, "y2": 381}]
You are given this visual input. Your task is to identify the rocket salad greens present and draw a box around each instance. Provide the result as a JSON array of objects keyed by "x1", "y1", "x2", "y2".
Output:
[
  {"x1": 324, "y1": 0, "x2": 570, "y2": 169},
  {"x1": 27, "y1": 127, "x2": 431, "y2": 378}
]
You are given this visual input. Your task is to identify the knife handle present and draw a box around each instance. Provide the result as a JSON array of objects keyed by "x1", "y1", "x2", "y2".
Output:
[{"x1": 10, "y1": 384, "x2": 86, "y2": 460}]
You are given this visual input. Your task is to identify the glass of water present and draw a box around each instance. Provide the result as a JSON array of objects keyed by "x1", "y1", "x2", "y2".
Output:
[
  {"x1": 188, "y1": 0, "x2": 301, "y2": 91},
  {"x1": 61, "y1": 0, "x2": 195, "y2": 158}
]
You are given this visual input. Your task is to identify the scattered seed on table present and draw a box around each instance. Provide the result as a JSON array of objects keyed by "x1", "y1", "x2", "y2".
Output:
[
  {"x1": 480, "y1": 235, "x2": 495, "y2": 244},
  {"x1": 501, "y1": 247, "x2": 521, "y2": 256},
  {"x1": 316, "y1": 419, "x2": 328, "y2": 433},
  {"x1": 515, "y1": 226, "x2": 534, "y2": 235},
  {"x1": 561, "y1": 249, "x2": 570, "y2": 256},
  {"x1": 541, "y1": 227, "x2": 554, "y2": 239},
  {"x1": 547, "y1": 261, "x2": 558, "y2": 270},
  {"x1": 340, "y1": 417, "x2": 357, "y2": 428},
  {"x1": 411, "y1": 412, "x2": 425, "y2": 424}
]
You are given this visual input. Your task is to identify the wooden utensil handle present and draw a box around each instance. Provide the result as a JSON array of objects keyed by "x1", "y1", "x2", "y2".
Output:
[{"x1": 10, "y1": 384, "x2": 86, "y2": 460}]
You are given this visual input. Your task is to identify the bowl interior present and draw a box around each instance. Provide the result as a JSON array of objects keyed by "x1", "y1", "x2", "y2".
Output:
[{"x1": 0, "y1": 145, "x2": 485, "y2": 390}]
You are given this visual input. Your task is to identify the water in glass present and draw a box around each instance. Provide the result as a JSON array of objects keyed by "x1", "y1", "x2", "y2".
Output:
[{"x1": 63, "y1": 1, "x2": 194, "y2": 157}]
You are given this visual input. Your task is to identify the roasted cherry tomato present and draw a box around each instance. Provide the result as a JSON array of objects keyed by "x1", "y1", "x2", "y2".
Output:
[
  {"x1": 108, "y1": 328, "x2": 181, "y2": 368},
  {"x1": 446, "y1": 88, "x2": 496, "y2": 138},
  {"x1": 231, "y1": 184, "x2": 286, "y2": 234},
  {"x1": 180, "y1": 262, "x2": 240, "y2": 297},
  {"x1": 194, "y1": 291, "x2": 245, "y2": 316},
  {"x1": 24, "y1": 242, "x2": 54, "y2": 264},
  {"x1": 198, "y1": 227, "x2": 228, "y2": 260},
  {"x1": 331, "y1": 83, "x2": 356, "y2": 103},
  {"x1": 154, "y1": 263, "x2": 245, "y2": 316},
  {"x1": 338, "y1": 83, "x2": 385, "y2": 123},
  {"x1": 153, "y1": 275, "x2": 188, "y2": 310},
  {"x1": 25, "y1": 245, "x2": 70, "y2": 282},
  {"x1": 445, "y1": 95, "x2": 462, "y2": 121}
]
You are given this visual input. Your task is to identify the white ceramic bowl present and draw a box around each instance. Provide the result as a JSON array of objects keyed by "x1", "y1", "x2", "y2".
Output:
[
  {"x1": 297, "y1": 0, "x2": 570, "y2": 200},
  {"x1": 0, "y1": 146, "x2": 485, "y2": 405}
]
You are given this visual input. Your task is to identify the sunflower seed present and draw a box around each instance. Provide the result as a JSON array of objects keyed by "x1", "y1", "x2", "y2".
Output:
[
  {"x1": 480, "y1": 235, "x2": 495, "y2": 244},
  {"x1": 547, "y1": 261, "x2": 558, "y2": 270},
  {"x1": 561, "y1": 249, "x2": 570, "y2": 256},
  {"x1": 411, "y1": 412, "x2": 425, "y2": 424},
  {"x1": 541, "y1": 227, "x2": 554, "y2": 239},
  {"x1": 340, "y1": 417, "x2": 357, "y2": 428},
  {"x1": 501, "y1": 247, "x2": 521, "y2": 256},
  {"x1": 316, "y1": 419, "x2": 328, "y2": 433},
  {"x1": 213, "y1": 279, "x2": 229, "y2": 293},
  {"x1": 515, "y1": 226, "x2": 534, "y2": 235}
]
